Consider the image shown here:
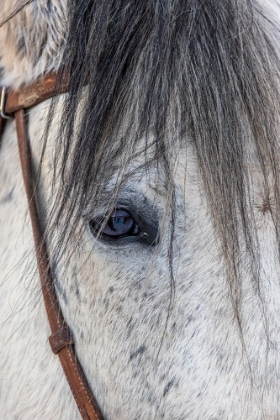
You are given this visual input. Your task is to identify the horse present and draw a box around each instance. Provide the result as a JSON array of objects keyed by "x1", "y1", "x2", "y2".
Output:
[{"x1": 1, "y1": 0, "x2": 280, "y2": 418}]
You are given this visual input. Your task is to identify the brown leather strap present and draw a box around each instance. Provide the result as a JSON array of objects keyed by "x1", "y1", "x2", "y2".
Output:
[
  {"x1": 4, "y1": 72, "x2": 70, "y2": 115},
  {"x1": 11, "y1": 96, "x2": 103, "y2": 418}
]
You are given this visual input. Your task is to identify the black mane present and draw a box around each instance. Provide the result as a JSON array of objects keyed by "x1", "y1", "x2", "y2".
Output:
[{"x1": 45, "y1": 0, "x2": 280, "y2": 306}]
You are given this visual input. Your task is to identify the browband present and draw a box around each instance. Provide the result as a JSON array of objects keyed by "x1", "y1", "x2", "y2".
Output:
[{"x1": 1, "y1": 72, "x2": 70, "y2": 115}]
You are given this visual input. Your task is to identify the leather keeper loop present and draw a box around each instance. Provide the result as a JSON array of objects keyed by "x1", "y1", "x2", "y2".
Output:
[{"x1": 49, "y1": 326, "x2": 74, "y2": 354}]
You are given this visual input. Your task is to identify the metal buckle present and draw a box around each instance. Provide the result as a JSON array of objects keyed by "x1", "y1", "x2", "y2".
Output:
[{"x1": 0, "y1": 88, "x2": 13, "y2": 119}]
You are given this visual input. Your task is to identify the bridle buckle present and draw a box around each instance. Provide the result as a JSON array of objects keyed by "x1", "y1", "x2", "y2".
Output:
[{"x1": 0, "y1": 88, "x2": 13, "y2": 119}]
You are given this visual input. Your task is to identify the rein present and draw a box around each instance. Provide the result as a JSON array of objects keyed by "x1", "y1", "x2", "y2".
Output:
[{"x1": 0, "y1": 73, "x2": 104, "y2": 420}]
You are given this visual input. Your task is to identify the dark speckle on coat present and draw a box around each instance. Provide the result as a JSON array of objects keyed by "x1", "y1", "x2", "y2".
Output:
[
  {"x1": 129, "y1": 345, "x2": 146, "y2": 361},
  {"x1": 163, "y1": 379, "x2": 175, "y2": 397},
  {"x1": 0, "y1": 188, "x2": 14, "y2": 204}
]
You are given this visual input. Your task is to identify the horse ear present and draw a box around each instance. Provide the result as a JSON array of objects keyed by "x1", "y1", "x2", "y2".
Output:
[{"x1": 0, "y1": 0, "x2": 68, "y2": 88}]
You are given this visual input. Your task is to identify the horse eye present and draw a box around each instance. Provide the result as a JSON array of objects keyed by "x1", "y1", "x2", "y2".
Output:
[{"x1": 91, "y1": 209, "x2": 139, "y2": 239}]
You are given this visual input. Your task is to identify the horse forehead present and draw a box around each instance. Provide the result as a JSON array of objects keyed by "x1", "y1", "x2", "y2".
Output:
[
  {"x1": 26, "y1": 99, "x2": 271, "y2": 215},
  {"x1": 0, "y1": 0, "x2": 67, "y2": 88}
]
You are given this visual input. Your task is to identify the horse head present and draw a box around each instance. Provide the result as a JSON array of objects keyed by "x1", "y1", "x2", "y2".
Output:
[{"x1": 1, "y1": 1, "x2": 280, "y2": 418}]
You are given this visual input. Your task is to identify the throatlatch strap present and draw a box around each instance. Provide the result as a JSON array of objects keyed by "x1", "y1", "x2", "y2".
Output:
[{"x1": 12, "y1": 100, "x2": 103, "y2": 419}]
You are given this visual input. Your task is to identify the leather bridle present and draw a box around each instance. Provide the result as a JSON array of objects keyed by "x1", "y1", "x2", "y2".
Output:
[{"x1": 0, "y1": 73, "x2": 104, "y2": 420}]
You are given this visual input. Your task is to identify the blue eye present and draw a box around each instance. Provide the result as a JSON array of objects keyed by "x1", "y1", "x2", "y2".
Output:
[
  {"x1": 103, "y1": 209, "x2": 139, "y2": 237},
  {"x1": 89, "y1": 206, "x2": 158, "y2": 245},
  {"x1": 93, "y1": 209, "x2": 139, "y2": 239}
]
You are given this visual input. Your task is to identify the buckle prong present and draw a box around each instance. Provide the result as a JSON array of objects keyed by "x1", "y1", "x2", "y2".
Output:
[{"x1": 0, "y1": 88, "x2": 13, "y2": 119}]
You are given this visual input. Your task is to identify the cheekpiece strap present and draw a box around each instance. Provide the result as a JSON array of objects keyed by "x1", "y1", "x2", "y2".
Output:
[{"x1": 0, "y1": 73, "x2": 104, "y2": 420}]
